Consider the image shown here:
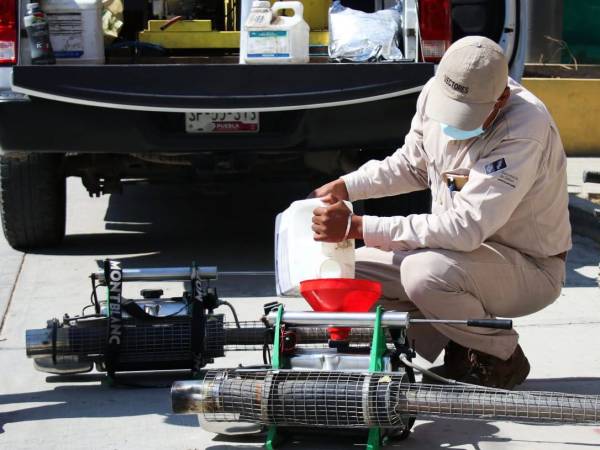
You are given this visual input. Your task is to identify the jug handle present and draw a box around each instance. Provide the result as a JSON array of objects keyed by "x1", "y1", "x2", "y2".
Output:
[{"x1": 271, "y1": 1, "x2": 304, "y2": 17}]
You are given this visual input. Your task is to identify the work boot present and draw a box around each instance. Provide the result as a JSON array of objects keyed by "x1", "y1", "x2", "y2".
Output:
[
  {"x1": 461, "y1": 344, "x2": 530, "y2": 390},
  {"x1": 422, "y1": 341, "x2": 471, "y2": 382}
]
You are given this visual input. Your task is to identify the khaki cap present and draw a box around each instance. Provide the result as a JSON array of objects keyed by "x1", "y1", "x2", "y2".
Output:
[{"x1": 425, "y1": 36, "x2": 508, "y2": 130}]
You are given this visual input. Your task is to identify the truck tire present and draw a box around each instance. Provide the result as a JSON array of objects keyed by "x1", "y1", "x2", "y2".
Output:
[{"x1": 0, "y1": 153, "x2": 66, "y2": 250}]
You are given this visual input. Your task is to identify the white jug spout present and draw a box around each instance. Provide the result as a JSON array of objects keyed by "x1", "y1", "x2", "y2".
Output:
[{"x1": 319, "y1": 258, "x2": 343, "y2": 279}]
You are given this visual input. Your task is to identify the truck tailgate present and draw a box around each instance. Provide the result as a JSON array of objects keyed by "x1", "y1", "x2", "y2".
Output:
[{"x1": 11, "y1": 63, "x2": 433, "y2": 111}]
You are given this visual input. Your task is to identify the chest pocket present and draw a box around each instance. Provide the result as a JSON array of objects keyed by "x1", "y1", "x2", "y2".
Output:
[
  {"x1": 443, "y1": 169, "x2": 470, "y2": 192},
  {"x1": 436, "y1": 168, "x2": 471, "y2": 208}
]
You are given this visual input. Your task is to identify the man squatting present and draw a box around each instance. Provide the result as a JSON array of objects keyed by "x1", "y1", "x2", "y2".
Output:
[{"x1": 310, "y1": 36, "x2": 570, "y2": 389}]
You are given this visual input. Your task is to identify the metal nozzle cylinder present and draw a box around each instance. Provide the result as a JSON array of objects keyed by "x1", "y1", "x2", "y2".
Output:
[
  {"x1": 172, "y1": 380, "x2": 211, "y2": 414},
  {"x1": 25, "y1": 326, "x2": 102, "y2": 358},
  {"x1": 171, "y1": 378, "x2": 263, "y2": 435},
  {"x1": 26, "y1": 328, "x2": 73, "y2": 357},
  {"x1": 25, "y1": 329, "x2": 53, "y2": 357}
]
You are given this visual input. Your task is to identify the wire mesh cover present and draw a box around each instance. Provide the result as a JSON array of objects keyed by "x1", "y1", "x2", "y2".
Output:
[
  {"x1": 51, "y1": 315, "x2": 225, "y2": 362},
  {"x1": 63, "y1": 317, "x2": 195, "y2": 362},
  {"x1": 188, "y1": 369, "x2": 600, "y2": 427}
]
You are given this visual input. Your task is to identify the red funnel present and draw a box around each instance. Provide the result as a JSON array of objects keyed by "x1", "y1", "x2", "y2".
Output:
[{"x1": 300, "y1": 279, "x2": 382, "y2": 341}]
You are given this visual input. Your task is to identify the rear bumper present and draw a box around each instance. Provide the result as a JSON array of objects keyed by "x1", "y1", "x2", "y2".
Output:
[
  {"x1": 0, "y1": 94, "x2": 423, "y2": 153},
  {"x1": 2, "y1": 62, "x2": 433, "y2": 154}
]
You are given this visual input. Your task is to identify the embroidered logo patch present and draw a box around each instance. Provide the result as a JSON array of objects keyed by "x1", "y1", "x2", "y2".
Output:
[{"x1": 485, "y1": 158, "x2": 507, "y2": 174}]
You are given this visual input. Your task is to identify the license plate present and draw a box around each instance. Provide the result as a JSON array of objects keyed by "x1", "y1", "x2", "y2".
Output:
[{"x1": 185, "y1": 112, "x2": 260, "y2": 133}]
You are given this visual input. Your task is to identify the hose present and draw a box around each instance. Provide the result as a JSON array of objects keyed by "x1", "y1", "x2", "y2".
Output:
[
  {"x1": 220, "y1": 301, "x2": 241, "y2": 328},
  {"x1": 398, "y1": 354, "x2": 478, "y2": 387}
]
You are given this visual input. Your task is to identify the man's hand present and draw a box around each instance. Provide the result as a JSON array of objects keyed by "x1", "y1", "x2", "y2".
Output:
[
  {"x1": 308, "y1": 178, "x2": 350, "y2": 204},
  {"x1": 312, "y1": 199, "x2": 363, "y2": 242}
]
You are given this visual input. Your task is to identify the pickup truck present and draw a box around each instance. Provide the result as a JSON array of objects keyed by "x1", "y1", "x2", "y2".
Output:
[{"x1": 0, "y1": 0, "x2": 527, "y2": 249}]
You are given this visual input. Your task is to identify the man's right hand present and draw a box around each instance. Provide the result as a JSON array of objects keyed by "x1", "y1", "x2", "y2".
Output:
[{"x1": 308, "y1": 178, "x2": 350, "y2": 204}]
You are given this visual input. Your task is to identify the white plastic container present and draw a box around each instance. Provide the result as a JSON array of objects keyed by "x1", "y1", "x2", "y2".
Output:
[
  {"x1": 240, "y1": 0, "x2": 309, "y2": 64},
  {"x1": 40, "y1": 0, "x2": 104, "y2": 64},
  {"x1": 275, "y1": 198, "x2": 355, "y2": 297}
]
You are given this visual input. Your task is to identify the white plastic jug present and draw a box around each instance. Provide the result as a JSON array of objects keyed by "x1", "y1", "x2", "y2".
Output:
[
  {"x1": 240, "y1": 0, "x2": 309, "y2": 64},
  {"x1": 275, "y1": 198, "x2": 355, "y2": 297},
  {"x1": 40, "y1": 0, "x2": 104, "y2": 64}
]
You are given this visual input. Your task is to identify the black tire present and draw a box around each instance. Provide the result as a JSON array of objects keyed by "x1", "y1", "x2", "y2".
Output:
[{"x1": 0, "y1": 153, "x2": 66, "y2": 250}]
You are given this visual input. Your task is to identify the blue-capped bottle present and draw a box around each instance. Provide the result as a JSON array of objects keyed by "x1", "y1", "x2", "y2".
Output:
[{"x1": 23, "y1": 3, "x2": 56, "y2": 64}]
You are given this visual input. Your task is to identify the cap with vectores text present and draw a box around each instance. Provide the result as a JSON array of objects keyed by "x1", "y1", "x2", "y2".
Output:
[{"x1": 425, "y1": 35, "x2": 509, "y2": 130}]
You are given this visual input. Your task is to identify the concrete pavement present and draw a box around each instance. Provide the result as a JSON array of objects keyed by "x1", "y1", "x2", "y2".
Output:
[
  {"x1": 0, "y1": 226, "x2": 23, "y2": 330},
  {"x1": 0, "y1": 177, "x2": 599, "y2": 450}
]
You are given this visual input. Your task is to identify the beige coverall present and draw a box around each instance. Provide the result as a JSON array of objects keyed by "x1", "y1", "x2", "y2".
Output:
[{"x1": 341, "y1": 78, "x2": 571, "y2": 362}]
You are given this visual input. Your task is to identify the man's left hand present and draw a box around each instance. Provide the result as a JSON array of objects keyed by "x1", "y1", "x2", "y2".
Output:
[{"x1": 312, "y1": 199, "x2": 362, "y2": 242}]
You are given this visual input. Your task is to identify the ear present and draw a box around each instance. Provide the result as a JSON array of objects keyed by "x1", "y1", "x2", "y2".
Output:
[{"x1": 483, "y1": 86, "x2": 510, "y2": 130}]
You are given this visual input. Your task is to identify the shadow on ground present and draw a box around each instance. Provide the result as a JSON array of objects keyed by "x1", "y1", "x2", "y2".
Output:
[
  {"x1": 29, "y1": 181, "x2": 317, "y2": 297},
  {"x1": 27, "y1": 181, "x2": 600, "y2": 293},
  {"x1": 564, "y1": 235, "x2": 599, "y2": 287},
  {"x1": 0, "y1": 377, "x2": 196, "y2": 435}
]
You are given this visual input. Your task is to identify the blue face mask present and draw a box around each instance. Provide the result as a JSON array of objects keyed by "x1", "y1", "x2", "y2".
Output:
[{"x1": 440, "y1": 122, "x2": 484, "y2": 140}]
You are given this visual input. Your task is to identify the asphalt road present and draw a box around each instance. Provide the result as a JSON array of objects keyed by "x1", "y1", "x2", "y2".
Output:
[{"x1": 1, "y1": 178, "x2": 599, "y2": 450}]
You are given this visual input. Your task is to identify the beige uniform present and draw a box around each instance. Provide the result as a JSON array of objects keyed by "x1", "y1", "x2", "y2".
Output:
[{"x1": 341, "y1": 78, "x2": 571, "y2": 362}]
